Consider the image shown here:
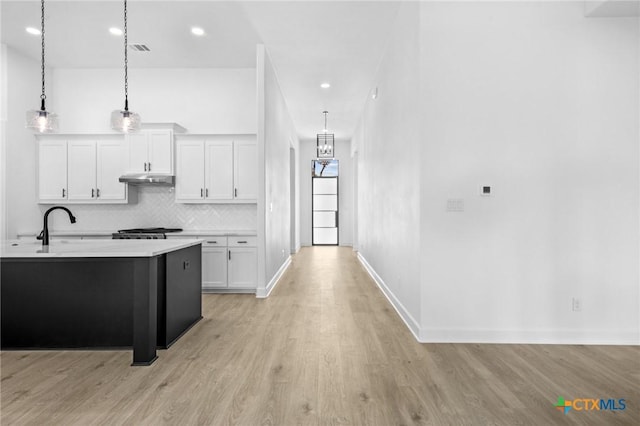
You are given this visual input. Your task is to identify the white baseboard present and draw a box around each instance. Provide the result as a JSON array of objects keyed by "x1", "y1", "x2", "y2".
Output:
[
  {"x1": 256, "y1": 256, "x2": 291, "y2": 298},
  {"x1": 357, "y1": 254, "x2": 639, "y2": 346},
  {"x1": 419, "y1": 328, "x2": 639, "y2": 345},
  {"x1": 357, "y1": 253, "x2": 422, "y2": 341}
]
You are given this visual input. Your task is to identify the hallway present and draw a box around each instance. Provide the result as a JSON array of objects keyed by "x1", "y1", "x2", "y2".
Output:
[{"x1": 2, "y1": 247, "x2": 638, "y2": 425}]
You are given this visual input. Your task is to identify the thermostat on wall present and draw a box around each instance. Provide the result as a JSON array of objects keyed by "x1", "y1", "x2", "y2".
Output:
[{"x1": 480, "y1": 185, "x2": 492, "y2": 197}]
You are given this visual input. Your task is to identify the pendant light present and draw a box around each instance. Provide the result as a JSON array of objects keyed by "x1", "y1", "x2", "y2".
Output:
[
  {"x1": 26, "y1": 0, "x2": 58, "y2": 133},
  {"x1": 316, "y1": 111, "x2": 334, "y2": 159},
  {"x1": 111, "y1": 0, "x2": 140, "y2": 133}
]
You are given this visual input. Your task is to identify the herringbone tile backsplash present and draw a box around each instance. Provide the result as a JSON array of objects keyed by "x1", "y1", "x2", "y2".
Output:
[{"x1": 41, "y1": 186, "x2": 257, "y2": 231}]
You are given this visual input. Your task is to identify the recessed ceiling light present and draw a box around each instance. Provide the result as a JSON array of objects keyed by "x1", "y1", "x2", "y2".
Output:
[
  {"x1": 320, "y1": 83, "x2": 331, "y2": 89},
  {"x1": 191, "y1": 27, "x2": 205, "y2": 36},
  {"x1": 25, "y1": 27, "x2": 41, "y2": 36},
  {"x1": 109, "y1": 27, "x2": 123, "y2": 36}
]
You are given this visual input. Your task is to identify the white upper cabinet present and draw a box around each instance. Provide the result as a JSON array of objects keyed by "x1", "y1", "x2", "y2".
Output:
[
  {"x1": 127, "y1": 133, "x2": 149, "y2": 173},
  {"x1": 147, "y1": 130, "x2": 173, "y2": 174},
  {"x1": 37, "y1": 137, "x2": 130, "y2": 204},
  {"x1": 206, "y1": 141, "x2": 234, "y2": 200},
  {"x1": 96, "y1": 140, "x2": 127, "y2": 200},
  {"x1": 38, "y1": 140, "x2": 68, "y2": 202},
  {"x1": 234, "y1": 140, "x2": 257, "y2": 200},
  {"x1": 126, "y1": 129, "x2": 174, "y2": 174},
  {"x1": 175, "y1": 135, "x2": 256, "y2": 203},
  {"x1": 67, "y1": 140, "x2": 97, "y2": 201},
  {"x1": 175, "y1": 141, "x2": 206, "y2": 201}
]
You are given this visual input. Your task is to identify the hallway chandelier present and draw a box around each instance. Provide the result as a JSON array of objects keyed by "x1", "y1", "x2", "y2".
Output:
[
  {"x1": 26, "y1": 0, "x2": 58, "y2": 133},
  {"x1": 317, "y1": 111, "x2": 334, "y2": 159},
  {"x1": 111, "y1": 0, "x2": 141, "y2": 133}
]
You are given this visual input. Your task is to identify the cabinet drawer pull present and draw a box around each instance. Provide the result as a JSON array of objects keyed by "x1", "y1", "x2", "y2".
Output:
[
  {"x1": 62, "y1": 188, "x2": 66, "y2": 197},
  {"x1": 144, "y1": 162, "x2": 147, "y2": 172},
  {"x1": 237, "y1": 241, "x2": 247, "y2": 244},
  {"x1": 207, "y1": 241, "x2": 217, "y2": 244},
  {"x1": 228, "y1": 251, "x2": 231, "y2": 260}
]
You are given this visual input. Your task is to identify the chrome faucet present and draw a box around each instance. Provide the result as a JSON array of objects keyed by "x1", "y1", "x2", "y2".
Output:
[{"x1": 37, "y1": 206, "x2": 77, "y2": 246}]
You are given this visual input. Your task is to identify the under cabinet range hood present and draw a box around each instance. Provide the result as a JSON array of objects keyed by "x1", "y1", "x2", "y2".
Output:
[{"x1": 119, "y1": 173, "x2": 175, "y2": 186}]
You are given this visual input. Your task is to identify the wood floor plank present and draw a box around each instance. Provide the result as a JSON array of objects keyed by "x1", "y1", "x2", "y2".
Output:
[{"x1": 2, "y1": 247, "x2": 638, "y2": 425}]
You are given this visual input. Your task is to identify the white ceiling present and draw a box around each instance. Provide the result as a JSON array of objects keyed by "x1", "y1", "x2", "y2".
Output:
[{"x1": 1, "y1": 0, "x2": 401, "y2": 142}]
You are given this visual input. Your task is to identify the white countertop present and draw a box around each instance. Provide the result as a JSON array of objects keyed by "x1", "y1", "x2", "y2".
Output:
[
  {"x1": 16, "y1": 230, "x2": 257, "y2": 239},
  {"x1": 1, "y1": 239, "x2": 203, "y2": 258}
]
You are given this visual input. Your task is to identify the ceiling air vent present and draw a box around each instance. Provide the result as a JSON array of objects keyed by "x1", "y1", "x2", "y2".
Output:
[{"x1": 128, "y1": 44, "x2": 150, "y2": 52}]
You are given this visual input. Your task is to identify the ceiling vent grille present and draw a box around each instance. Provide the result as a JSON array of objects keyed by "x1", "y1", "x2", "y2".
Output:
[{"x1": 128, "y1": 44, "x2": 150, "y2": 52}]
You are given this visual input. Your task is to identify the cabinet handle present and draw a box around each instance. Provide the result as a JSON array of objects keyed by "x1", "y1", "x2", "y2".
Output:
[
  {"x1": 234, "y1": 188, "x2": 238, "y2": 198},
  {"x1": 200, "y1": 188, "x2": 204, "y2": 198},
  {"x1": 237, "y1": 241, "x2": 247, "y2": 244},
  {"x1": 229, "y1": 250, "x2": 231, "y2": 260},
  {"x1": 96, "y1": 188, "x2": 100, "y2": 198},
  {"x1": 144, "y1": 162, "x2": 147, "y2": 172},
  {"x1": 91, "y1": 188, "x2": 95, "y2": 198},
  {"x1": 148, "y1": 162, "x2": 151, "y2": 171},
  {"x1": 206, "y1": 188, "x2": 209, "y2": 197},
  {"x1": 207, "y1": 241, "x2": 217, "y2": 244},
  {"x1": 62, "y1": 188, "x2": 66, "y2": 198}
]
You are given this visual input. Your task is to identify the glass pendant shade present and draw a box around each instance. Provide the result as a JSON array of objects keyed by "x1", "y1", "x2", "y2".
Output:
[
  {"x1": 26, "y1": 108, "x2": 58, "y2": 133},
  {"x1": 111, "y1": 109, "x2": 141, "y2": 133}
]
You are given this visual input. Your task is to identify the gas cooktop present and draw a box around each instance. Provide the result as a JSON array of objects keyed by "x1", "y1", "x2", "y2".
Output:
[{"x1": 112, "y1": 228, "x2": 183, "y2": 239}]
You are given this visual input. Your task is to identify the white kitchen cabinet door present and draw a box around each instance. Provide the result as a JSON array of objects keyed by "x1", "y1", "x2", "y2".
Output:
[
  {"x1": 233, "y1": 141, "x2": 257, "y2": 200},
  {"x1": 228, "y1": 247, "x2": 257, "y2": 288},
  {"x1": 38, "y1": 140, "x2": 68, "y2": 201},
  {"x1": 175, "y1": 141, "x2": 205, "y2": 201},
  {"x1": 205, "y1": 140, "x2": 233, "y2": 200},
  {"x1": 202, "y1": 247, "x2": 228, "y2": 289},
  {"x1": 126, "y1": 133, "x2": 148, "y2": 173},
  {"x1": 148, "y1": 130, "x2": 173, "y2": 174},
  {"x1": 96, "y1": 140, "x2": 127, "y2": 200},
  {"x1": 67, "y1": 140, "x2": 97, "y2": 201}
]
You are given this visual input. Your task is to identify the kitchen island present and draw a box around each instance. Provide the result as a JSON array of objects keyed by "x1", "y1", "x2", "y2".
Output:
[{"x1": 0, "y1": 239, "x2": 203, "y2": 366}]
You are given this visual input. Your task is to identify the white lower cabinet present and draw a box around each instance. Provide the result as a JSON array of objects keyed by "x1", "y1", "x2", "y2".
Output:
[
  {"x1": 227, "y1": 236, "x2": 257, "y2": 289},
  {"x1": 228, "y1": 248, "x2": 257, "y2": 288},
  {"x1": 202, "y1": 238, "x2": 228, "y2": 290},
  {"x1": 178, "y1": 235, "x2": 256, "y2": 291}
]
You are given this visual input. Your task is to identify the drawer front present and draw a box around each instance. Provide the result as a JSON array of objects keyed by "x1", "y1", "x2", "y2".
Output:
[
  {"x1": 201, "y1": 236, "x2": 228, "y2": 247},
  {"x1": 228, "y1": 236, "x2": 257, "y2": 247}
]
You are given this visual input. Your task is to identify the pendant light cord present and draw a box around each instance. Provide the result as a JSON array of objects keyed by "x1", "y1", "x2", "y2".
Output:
[
  {"x1": 123, "y1": 0, "x2": 129, "y2": 111},
  {"x1": 323, "y1": 111, "x2": 328, "y2": 131},
  {"x1": 40, "y1": 0, "x2": 46, "y2": 110}
]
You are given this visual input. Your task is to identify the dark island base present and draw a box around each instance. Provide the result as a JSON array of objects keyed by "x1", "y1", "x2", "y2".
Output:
[{"x1": 1, "y1": 245, "x2": 202, "y2": 366}]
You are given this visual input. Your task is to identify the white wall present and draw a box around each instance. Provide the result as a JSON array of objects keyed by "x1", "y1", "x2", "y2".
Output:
[
  {"x1": 51, "y1": 68, "x2": 256, "y2": 134},
  {"x1": 256, "y1": 45, "x2": 299, "y2": 297},
  {"x1": 3, "y1": 64, "x2": 258, "y2": 238},
  {"x1": 299, "y1": 138, "x2": 353, "y2": 247},
  {"x1": 354, "y1": 1, "x2": 422, "y2": 335},
  {"x1": 4, "y1": 46, "x2": 43, "y2": 239},
  {"x1": 418, "y1": 1, "x2": 639, "y2": 343},
  {"x1": 0, "y1": 43, "x2": 7, "y2": 241},
  {"x1": 354, "y1": 1, "x2": 638, "y2": 345}
]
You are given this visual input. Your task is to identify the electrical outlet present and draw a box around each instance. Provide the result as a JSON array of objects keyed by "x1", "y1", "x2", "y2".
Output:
[{"x1": 572, "y1": 297, "x2": 582, "y2": 312}]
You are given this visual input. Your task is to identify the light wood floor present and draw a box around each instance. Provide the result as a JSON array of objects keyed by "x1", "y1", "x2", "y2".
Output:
[{"x1": 1, "y1": 247, "x2": 638, "y2": 425}]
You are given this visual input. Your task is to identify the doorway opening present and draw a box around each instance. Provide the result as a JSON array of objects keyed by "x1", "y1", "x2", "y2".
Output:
[{"x1": 312, "y1": 159, "x2": 339, "y2": 246}]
